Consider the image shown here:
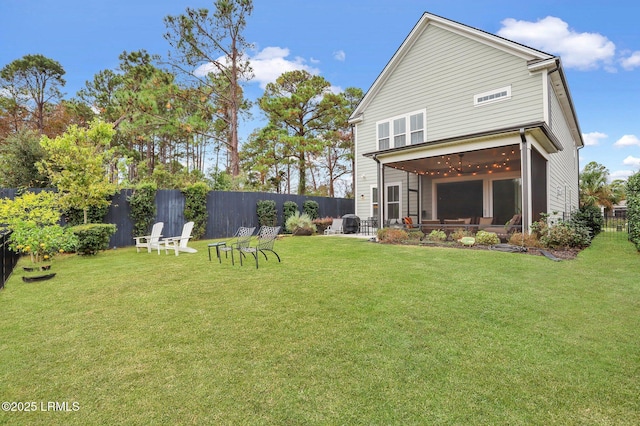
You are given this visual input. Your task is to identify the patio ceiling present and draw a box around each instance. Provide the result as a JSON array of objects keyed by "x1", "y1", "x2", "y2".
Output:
[{"x1": 384, "y1": 145, "x2": 521, "y2": 177}]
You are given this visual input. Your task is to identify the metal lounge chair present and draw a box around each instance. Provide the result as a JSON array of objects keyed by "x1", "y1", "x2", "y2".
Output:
[
  {"x1": 134, "y1": 222, "x2": 164, "y2": 253},
  {"x1": 219, "y1": 226, "x2": 255, "y2": 265},
  {"x1": 239, "y1": 226, "x2": 281, "y2": 269}
]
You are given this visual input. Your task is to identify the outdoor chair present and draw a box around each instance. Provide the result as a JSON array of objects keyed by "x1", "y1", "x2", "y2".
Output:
[
  {"x1": 219, "y1": 226, "x2": 256, "y2": 265},
  {"x1": 481, "y1": 214, "x2": 522, "y2": 239},
  {"x1": 324, "y1": 218, "x2": 343, "y2": 235},
  {"x1": 239, "y1": 226, "x2": 281, "y2": 269},
  {"x1": 160, "y1": 221, "x2": 197, "y2": 256},
  {"x1": 420, "y1": 219, "x2": 442, "y2": 234},
  {"x1": 478, "y1": 217, "x2": 494, "y2": 230},
  {"x1": 134, "y1": 222, "x2": 163, "y2": 253}
]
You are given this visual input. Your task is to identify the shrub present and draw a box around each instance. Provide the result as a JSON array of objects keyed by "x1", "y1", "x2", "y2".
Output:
[
  {"x1": 406, "y1": 229, "x2": 424, "y2": 241},
  {"x1": 312, "y1": 216, "x2": 334, "y2": 234},
  {"x1": 128, "y1": 182, "x2": 157, "y2": 238},
  {"x1": 283, "y1": 201, "x2": 298, "y2": 232},
  {"x1": 257, "y1": 200, "x2": 277, "y2": 226},
  {"x1": 508, "y1": 232, "x2": 541, "y2": 248},
  {"x1": 572, "y1": 205, "x2": 603, "y2": 236},
  {"x1": 377, "y1": 228, "x2": 409, "y2": 243},
  {"x1": 285, "y1": 211, "x2": 317, "y2": 235},
  {"x1": 475, "y1": 230, "x2": 500, "y2": 246},
  {"x1": 9, "y1": 221, "x2": 78, "y2": 263},
  {"x1": 449, "y1": 228, "x2": 472, "y2": 241},
  {"x1": 540, "y1": 222, "x2": 591, "y2": 249},
  {"x1": 182, "y1": 182, "x2": 209, "y2": 239},
  {"x1": 303, "y1": 200, "x2": 319, "y2": 220},
  {"x1": 70, "y1": 223, "x2": 117, "y2": 255},
  {"x1": 425, "y1": 230, "x2": 447, "y2": 242},
  {"x1": 627, "y1": 172, "x2": 640, "y2": 250}
]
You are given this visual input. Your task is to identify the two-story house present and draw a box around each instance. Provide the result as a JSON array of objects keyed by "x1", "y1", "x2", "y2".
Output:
[{"x1": 349, "y1": 12, "x2": 583, "y2": 233}]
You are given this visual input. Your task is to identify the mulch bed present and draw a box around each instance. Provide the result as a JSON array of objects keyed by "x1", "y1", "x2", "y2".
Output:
[{"x1": 386, "y1": 239, "x2": 582, "y2": 260}]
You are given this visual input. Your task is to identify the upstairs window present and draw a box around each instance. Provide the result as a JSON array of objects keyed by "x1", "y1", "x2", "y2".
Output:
[
  {"x1": 377, "y1": 122, "x2": 390, "y2": 150},
  {"x1": 474, "y1": 85, "x2": 512, "y2": 106},
  {"x1": 376, "y1": 109, "x2": 426, "y2": 150}
]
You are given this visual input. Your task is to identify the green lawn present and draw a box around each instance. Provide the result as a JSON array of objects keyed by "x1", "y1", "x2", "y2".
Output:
[{"x1": 1, "y1": 233, "x2": 638, "y2": 425}]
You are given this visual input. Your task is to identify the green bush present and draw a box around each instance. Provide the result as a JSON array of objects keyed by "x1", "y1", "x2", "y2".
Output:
[
  {"x1": 540, "y1": 222, "x2": 592, "y2": 249},
  {"x1": 425, "y1": 230, "x2": 447, "y2": 242},
  {"x1": 283, "y1": 201, "x2": 298, "y2": 232},
  {"x1": 257, "y1": 200, "x2": 277, "y2": 226},
  {"x1": 406, "y1": 229, "x2": 424, "y2": 241},
  {"x1": 475, "y1": 230, "x2": 500, "y2": 246},
  {"x1": 70, "y1": 223, "x2": 117, "y2": 255},
  {"x1": 303, "y1": 200, "x2": 319, "y2": 220},
  {"x1": 128, "y1": 182, "x2": 157, "y2": 237},
  {"x1": 182, "y1": 182, "x2": 209, "y2": 239},
  {"x1": 9, "y1": 222, "x2": 78, "y2": 263},
  {"x1": 627, "y1": 172, "x2": 640, "y2": 250},
  {"x1": 572, "y1": 204, "x2": 603, "y2": 236},
  {"x1": 63, "y1": 203, "x2": 109, "y2": 227},
  {"x1": 285, "y1": 211, "x2": 317, "y2": 235},
  {"x1": 377, "y1": 228, "x2": 409, "y2": 243}
]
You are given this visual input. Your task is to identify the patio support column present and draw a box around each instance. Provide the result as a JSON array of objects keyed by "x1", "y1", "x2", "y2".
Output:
[
  {"x1": 374, "y1": 155, "x2": 384, "y2": 227},
  {"x1": 520, "y1": 128, "x2": 530, "y2": 232}
]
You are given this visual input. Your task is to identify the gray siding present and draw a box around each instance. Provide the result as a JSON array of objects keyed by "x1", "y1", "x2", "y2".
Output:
[
  {"x1": 355, "y1": 24, "x2": 546, "y2": 219},
  {"x1": 547, "y1": 85, "x2": 580, "y2": 216}
]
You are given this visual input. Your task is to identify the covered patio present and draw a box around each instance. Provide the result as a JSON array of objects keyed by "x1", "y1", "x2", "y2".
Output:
[{"x1": 363, "y1": 125, "x2": 557, "y2": 235}]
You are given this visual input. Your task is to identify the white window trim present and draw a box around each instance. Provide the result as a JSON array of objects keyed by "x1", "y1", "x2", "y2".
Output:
[
  {"x1": 376, "y1": 109, "x2": 426, "y2": 150},
  {"x1": 474, "y1": 85, "x2": 512, "y2": 106},
  {"x1": 370, "y1": 185, "x2": 379, "y2": 218},
  {"x1": 385, "y1": 181, "x2": 402, "y2": 220}
]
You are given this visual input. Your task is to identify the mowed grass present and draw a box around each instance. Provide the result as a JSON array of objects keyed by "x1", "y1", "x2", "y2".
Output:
[{"x1": 0, "y1": 233, "x2": 639, "y2": 425}]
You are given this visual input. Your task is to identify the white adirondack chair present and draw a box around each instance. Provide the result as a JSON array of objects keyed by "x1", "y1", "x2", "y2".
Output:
[
  {"x1": 161, "y1": 221, "x2": 197, "y2": 256},
  {"x1": 324, "y1": 218, "x2": 344, "y2": 235},
  {"x1": 134, "y1": 222, "x2": 164, "y2": 253}
]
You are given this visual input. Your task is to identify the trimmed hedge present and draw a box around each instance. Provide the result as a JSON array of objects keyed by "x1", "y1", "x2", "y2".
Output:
[{"x1": 70, "y1": 223, "x2": 117, "y2": 255}]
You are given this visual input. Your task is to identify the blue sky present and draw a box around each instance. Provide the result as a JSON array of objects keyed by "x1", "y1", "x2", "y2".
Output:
[{"x1": 2, "y1": 0, "x2": 639, "y2": 181}]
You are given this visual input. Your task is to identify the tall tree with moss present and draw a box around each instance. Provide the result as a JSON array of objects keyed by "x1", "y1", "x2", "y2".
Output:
[
  {"x1": 0, "y1": 54, "x2": 66, "y2": 133},
  {"x1": 164, "y1": 0, "x2": 253, "y2": 178},
  {"x1": 38, "y1": 119, "x2": 117, "y2": 224}
]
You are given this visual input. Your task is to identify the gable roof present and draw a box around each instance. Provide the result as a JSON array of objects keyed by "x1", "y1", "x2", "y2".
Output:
[{"x1": 349, "y1": 12, "x2": 584, "y2": 148}]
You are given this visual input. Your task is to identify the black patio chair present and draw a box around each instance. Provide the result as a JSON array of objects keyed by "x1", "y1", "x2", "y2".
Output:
[{"x1": 239, "y1": 226, "x2": 281, "y2": 269}]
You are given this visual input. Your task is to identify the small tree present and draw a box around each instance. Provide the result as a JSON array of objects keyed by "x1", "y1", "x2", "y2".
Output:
[{"x1": 38, "y1": 119, "x2": 117, "y2": 224}]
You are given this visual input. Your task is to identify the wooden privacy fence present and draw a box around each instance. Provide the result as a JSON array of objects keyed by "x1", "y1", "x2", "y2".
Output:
[{"x1": 0, "y1": 189, "x2": 354, "y2": 249}]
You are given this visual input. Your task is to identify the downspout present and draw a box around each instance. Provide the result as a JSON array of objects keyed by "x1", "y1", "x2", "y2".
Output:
[
  {"x1": 520, "y1": 128, "x2": 530, "y2": 233},
  {"x1": 373, "y1": 154, "x2": 383, "y2": 228}
]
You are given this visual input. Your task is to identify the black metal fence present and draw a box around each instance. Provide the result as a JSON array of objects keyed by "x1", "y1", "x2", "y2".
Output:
[
  {"x1": 1, "y1": 230, "x2": 20, "y2": 289},
  {"x1": 601, "y1": 212, "x2": 630, "y2": 238},
  {"x1": 1, "y1": 189, "x2": 355, "y2": 249}
]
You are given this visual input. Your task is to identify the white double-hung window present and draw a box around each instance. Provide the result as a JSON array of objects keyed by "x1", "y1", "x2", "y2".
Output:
[{"x1": 376, "y1": 109, "x2": 426, "y2": 150}]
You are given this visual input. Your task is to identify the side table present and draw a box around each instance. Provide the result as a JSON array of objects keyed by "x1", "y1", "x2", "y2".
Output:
[{"x1": 207, "y1": 242, "x2": 226, "y2": 263}]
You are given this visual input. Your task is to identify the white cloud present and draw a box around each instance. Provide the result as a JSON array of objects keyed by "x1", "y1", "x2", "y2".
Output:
[
  {"x1": 614, "y1": 134, "x2": 640, "y2": 147},
  {"x1": 249, "y1": 47, "x2": 321, "y2": 89},
  {"x1": 192, "y1": 46, "x2": 321, "y2": 89},
  {"x1": 497, "y1": 16, "x2": 616, "y2": 71},
  {"x1": 621, "y1": 51, "x2": 640, "y2": 70},
  {"x1": 622, "y1": 155, "x2": 640, "y2": 168},
  {"x1": 610, "y1": 169, "x2": 636, "y2": 181},
  {"x1": 582, "y1": 131, "x2": 607, "y2": 146},
  {"x1": 333, "y1": 50, "x2": 346, "y2": 62}
]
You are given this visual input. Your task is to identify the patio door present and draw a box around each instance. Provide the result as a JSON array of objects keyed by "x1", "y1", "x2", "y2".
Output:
[
  {"x1": 492, "y1": 178, "x2": 521, "y2": 225},
  {"x1": 385, "y1": 183, "x2": 401, "y2": 220},
  {"x1": 436, "y1": 180, "x2": 483, "y2": 220}
]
